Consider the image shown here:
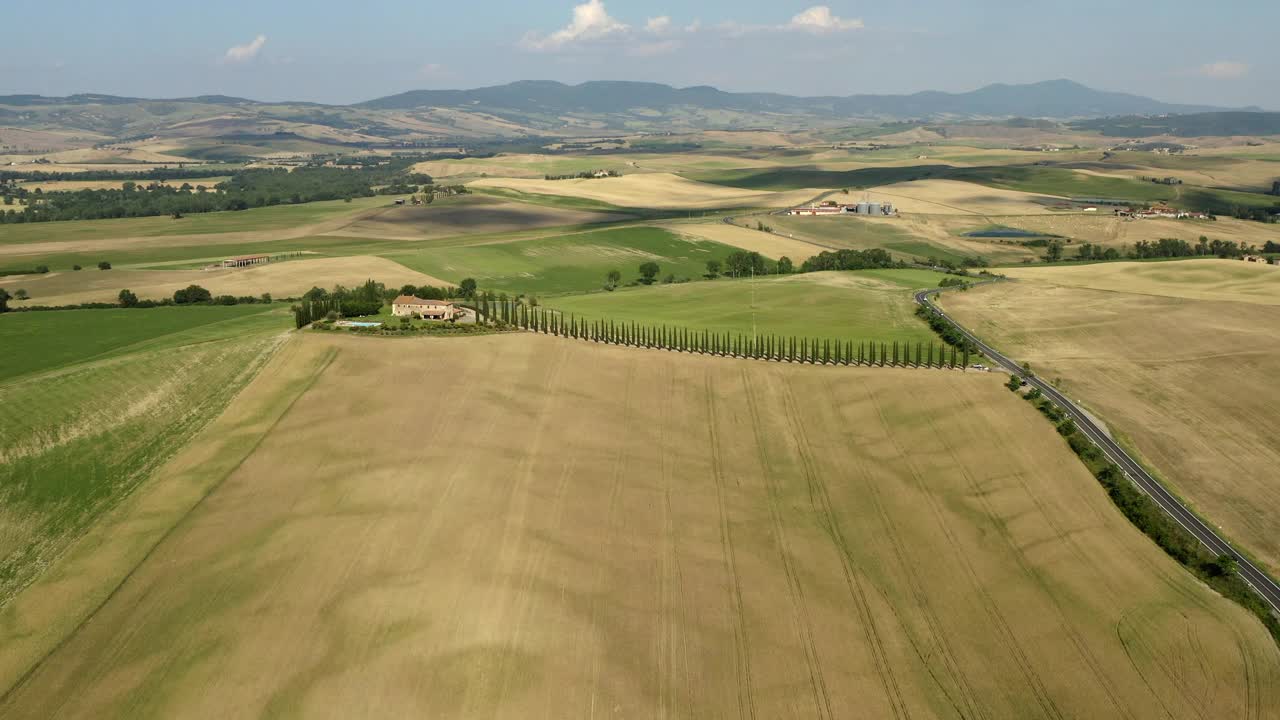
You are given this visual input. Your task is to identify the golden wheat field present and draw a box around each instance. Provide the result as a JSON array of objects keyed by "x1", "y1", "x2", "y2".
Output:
[
  {"x1": 944, "y1": 260, "x2": 1280, "y2": 574},
  {"x1": 0, "y1": 255, "x2": 450, "y2": 306},
  {"x1": 1, "y1": 332, "x2": 1275, "y2": 719},
  {"x1": 864, "y1": 179, "x2": 1067, "y2": 215},
  {"x1": 469, "y1": 172, "x2": 823, "y2": 210}
]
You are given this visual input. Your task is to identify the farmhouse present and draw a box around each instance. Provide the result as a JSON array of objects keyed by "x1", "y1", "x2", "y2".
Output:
[
  {"x1": 221, "y1": 253, "x2": 270, "y2": 268},
  {"x1": 392, "y1": 295, "x2": 457, "y2": 320}
]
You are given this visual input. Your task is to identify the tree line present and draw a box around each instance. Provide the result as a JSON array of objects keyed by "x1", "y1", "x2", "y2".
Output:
[
  {"x1": 1041, "y1": 235, "x2": 1270, "y2": 263},
  {"x1": 470, "y1": 297, "x2": 970, "y2": 370},
  {"x1": 0, "y1": 158, "x2": 451, "y2": 224}
]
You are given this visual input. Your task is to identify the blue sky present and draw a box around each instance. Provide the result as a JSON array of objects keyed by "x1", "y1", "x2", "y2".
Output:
[{"x1": 1, "y1": 1, "x2": 1275, "y2": 108}]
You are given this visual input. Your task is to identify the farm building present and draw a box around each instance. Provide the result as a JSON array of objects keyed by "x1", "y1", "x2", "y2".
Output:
[
  {"x1": 788, "y1": 201, "x2": 895, "y2": 216},
  {"x1": 221, "y1": 254, "x2": 270, "y2": 268},
  {"x1": 392, "y1": 295, "x2": 457, "y2": 320}
]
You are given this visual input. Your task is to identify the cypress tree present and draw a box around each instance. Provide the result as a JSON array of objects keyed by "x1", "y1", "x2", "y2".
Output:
[
  {"x1": 950, "y1": 346, "x2": 957, "y2": 368},
  {"x1": 963, "y1": 345, "x2": 970, "y2": 370}
]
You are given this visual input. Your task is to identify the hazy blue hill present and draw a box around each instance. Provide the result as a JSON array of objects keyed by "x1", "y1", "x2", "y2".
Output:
[
  {"x1": 357, "y1": 79, "x2": 1236, "y2": 119},
  {"x1": 1072, "y1": 111, "x2": 1280, "y2": 137}
]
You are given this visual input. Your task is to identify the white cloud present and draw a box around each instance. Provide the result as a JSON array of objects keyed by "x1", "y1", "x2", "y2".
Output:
[
  {"x1": 786, "y1": 6, "x2": 864, "y2": 33},
  {"x1": 420, "y1": 63, "x2": 447, "y2": 76},
  {"x1": 222, "y1": 34, "x2": 267, "y2": 64},
  {"x1": 522, "y1": 0, "x2": 629, "y2": 51},
  {"x1": 1196, "y1": 60, "x2": 1249, "y2": 79},
  {"x1": 646, "y1": 16, "x2": 671, "y2": 34}
]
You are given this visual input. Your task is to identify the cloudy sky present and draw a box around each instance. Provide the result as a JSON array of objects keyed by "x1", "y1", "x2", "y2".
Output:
[{"x1": 2, "y1": 0, "x2": 1275, "y2": 108}]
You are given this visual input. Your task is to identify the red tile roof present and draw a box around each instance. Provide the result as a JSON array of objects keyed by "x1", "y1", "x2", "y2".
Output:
[{"x1": 393, "y1": 295, "x2": 453, "y2": 306}]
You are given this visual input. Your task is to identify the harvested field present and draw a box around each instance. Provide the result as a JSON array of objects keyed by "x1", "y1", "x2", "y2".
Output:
[
  {"x1": 943, "y1": 267, "x2": 1280, "y2": 575},
  {"x1": 763, "y1": 214, "x2": 1011, "y2": 265},
  {"x1": 0, "y1": 196, "x2": 389, "y2": 253},
  {"x1": 470, "y1": 172, "x2": 823, "y2": 210},
  {"x1": 1001, "y1": 258, "x2": 1280, "y2": 304},
  {"x1": 662, "y1": 220, "x2": 824, "y2": 262},
  {"x1": 328, "y1": 195, "x2": 629, "y2": 241},
  {"x1": 0, "y1": 255, "x2": 448, "y2": 306},
  {"x1": 865, "y1": 179, "x2": 1068, "y2": 215},
  {"x1": 1, "y1": 332, "x2": 1276, "y2": 718}
]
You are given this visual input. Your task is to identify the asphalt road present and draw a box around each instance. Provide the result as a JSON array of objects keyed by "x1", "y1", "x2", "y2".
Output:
[{"x1": 916, "y1": 285, "x2": 1280, "y2": 616}]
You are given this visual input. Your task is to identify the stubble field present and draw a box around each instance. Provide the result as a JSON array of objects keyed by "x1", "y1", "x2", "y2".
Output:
[
  {"x1": 469, "y1": 172, "x2": 824, "y2": 210},
  {"x1": 0, "y1": 255, "x2": 451, "y2": 306},
  {"x1": 943, "y1": 260, "x2": 1280, "y2": 574},
  {"x1": 1, "y1": 332, "x2": 1275, "y2": 718}
]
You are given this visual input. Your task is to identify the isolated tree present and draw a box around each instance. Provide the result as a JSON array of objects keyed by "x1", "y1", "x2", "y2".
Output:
[
  {"x1": 34, "y1": 265, "x2": 49, "y2": 274},
  {"x1": 705, "y1": 259, "x2": 721, "y2": 278},
  {"x1": 459, "y1": 278, "x2": 477, "y2": 298},
  {"x1": 97, "y1": 261, "x2": 112, "y2": 270},
  {"x1": 118, "y1": 289, "x2": 138, "y2": 307},
  {"x1": 777, "y1": 256, "x2": 793, "y2": 274},
  {"x1": 260, "y1": 292, "x2": 272, "y2": 304},
  {"x1": 1043, "y1": 240, "x2": 1064, "y2": 263},
  {"x1": 13, "y1": 289, "x2": 28, "y2": 301},
  {"x1": 638, "y1": 261, "x2": 660, "y2": 285},
  {"x1": 606, "y1": 269, "x2": 622, "y2": 289},
  {"x1": 1007, "y1": 374, "x2": 1022, "y2": 391},
  {"x1": 72, "y1": 264, "x2": 82, "y2": 271}
]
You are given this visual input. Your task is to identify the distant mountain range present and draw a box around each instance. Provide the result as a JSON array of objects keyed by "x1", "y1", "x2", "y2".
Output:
[
  {"x1": 1, "y1": 80, "x2": 1274, "y2": 154},
  {"x1": 2, "y1": 79, "x2": 1261, "y2": 121},
  {"x1": 358, "y1": 79, "x2": 1253, "y2": 120}
]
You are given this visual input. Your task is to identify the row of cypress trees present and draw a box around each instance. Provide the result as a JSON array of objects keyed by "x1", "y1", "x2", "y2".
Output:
[
  {"x1": 293, "y1": 298, "x2": 342, "y2": 328},
  {"x1": 480, "y1": 299, "x2": 969, "y2": 370}
]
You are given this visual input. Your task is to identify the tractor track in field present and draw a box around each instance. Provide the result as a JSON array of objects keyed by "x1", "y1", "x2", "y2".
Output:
[
  {"x1": 865, "y1": 384, "x2": 1067, "y2": 720},
  {"x1": 739, "y1": 373, "x2": 833, "y2": 719},
  {"x1": 775, "y1": 375, "x2": 910, "y2": 720},
  {"x1": 702, "y1": 374, "x2": 758, "y2": 720},
  {"x1": 826, "y1": 378, "x2": 985, "y2": 719}
]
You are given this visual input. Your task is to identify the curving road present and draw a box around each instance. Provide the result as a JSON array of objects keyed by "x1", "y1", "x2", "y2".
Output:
[{"x1": 916, "y1": 285, "x2": 1280, "y2": 616}]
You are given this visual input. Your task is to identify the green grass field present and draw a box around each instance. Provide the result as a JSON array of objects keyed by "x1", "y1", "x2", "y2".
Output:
[
  {"x1": 0, "y1": 196, "x2": 389, "y2": 246},
  {"x1": 384, "y1": 226, "x2": 742, "y2": 296},
  {"x1": 542, "y1": 268, "x2": 950, "y2": 346},
  {"x1": 0, "y1": 305, "x2": 279, "y2": 382},
  {"x1": 0, "y1": 306, "x2": 293, "y2": 606}
]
